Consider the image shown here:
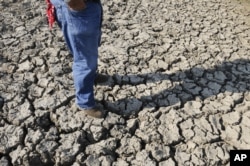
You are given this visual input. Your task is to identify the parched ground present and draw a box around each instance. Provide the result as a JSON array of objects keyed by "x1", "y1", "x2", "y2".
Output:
[{"x1": 0, "y1": 0, "x2": 250, "y2": 165}]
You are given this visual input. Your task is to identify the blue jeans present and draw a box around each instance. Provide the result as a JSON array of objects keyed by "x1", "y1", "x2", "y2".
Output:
[{"x1": 51, "y1": 0, "x2": 102, "y2": 109}]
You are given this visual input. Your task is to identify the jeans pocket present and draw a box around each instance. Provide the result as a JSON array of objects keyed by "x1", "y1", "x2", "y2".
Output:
[{"x1": 67, "y1": 4, "x2": 101, "y2": 34}]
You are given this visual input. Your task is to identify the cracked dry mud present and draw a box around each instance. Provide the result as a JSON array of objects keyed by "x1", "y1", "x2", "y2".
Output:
[{"x1": 1, "y1": 0, "x2": 250, "y2": 165}]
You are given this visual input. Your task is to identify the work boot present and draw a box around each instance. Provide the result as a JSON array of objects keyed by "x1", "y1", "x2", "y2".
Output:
[
  {"x1": 83, "y1": 108, "x2": 103, "y2": 118},
  {"x1": 78, "y1": 106, "x2": 104, "y2": 119}
]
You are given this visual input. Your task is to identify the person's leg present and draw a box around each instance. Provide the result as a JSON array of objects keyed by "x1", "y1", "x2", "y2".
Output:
[
  {"x1": 52, "y1": 0, "x2": 102, "y2": 112},
  {"x1": 51, "y1": 0, "x2": 74, "y2": 53},
  {"x1": 66, "y1": 2, "x2": 102, "y2": 109}
]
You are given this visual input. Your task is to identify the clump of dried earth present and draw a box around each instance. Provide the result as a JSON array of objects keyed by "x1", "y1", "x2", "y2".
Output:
[{"x1": 1, "y1": 0, "x2": 250, "y2": 165}]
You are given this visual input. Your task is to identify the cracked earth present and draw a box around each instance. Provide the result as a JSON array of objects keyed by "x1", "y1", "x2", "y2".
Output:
[{"x1": 0, "y1": 0, "x2": 250, "y2": 165}]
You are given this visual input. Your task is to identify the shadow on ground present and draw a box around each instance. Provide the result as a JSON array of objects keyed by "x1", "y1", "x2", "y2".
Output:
[{"x1": 98, "y1": 58, "x2": 250, "y2": 117}]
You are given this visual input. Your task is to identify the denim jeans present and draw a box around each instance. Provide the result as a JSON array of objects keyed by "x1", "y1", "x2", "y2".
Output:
[{"x1": 51, "y1": 0, "x2": 102, "y2": 109}]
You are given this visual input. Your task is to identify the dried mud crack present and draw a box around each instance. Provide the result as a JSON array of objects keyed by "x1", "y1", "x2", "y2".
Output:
[{"x1": 1, "y1": 0, "x2": 250, "y2": 165}]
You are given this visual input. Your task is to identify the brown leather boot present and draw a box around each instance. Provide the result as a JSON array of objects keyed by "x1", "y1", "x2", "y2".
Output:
[
  {"x1": 78, "y1": 106, "x2": 103, "y2": 118},
  {"x1": 83, "y1": 108, "x2": 103, "y2": 118},
  {"x1": 72, "y1": 104, "x2": 104, "y2": 118}
]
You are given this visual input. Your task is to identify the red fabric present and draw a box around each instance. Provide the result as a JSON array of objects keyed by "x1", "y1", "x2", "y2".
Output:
[{"x1": 46, "y1": 0, "x2": 55, "y2": 29}]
